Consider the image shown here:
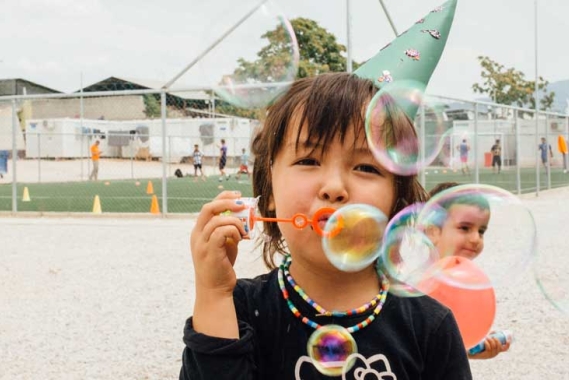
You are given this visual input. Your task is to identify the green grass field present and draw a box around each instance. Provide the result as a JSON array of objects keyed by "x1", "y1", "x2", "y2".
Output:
[{"x1": 0, "y1": 167, "x2": 567, "y2": 213}]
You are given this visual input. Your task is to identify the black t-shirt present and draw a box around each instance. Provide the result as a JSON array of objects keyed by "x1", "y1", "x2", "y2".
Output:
[{"x1": 180, "y1": 270, "x2": 472, "y2": 380}]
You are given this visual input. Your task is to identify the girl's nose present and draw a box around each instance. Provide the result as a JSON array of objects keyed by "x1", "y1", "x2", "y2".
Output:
[{"x1": 318, "y1": 171, "x2": 348, "y2": 203}]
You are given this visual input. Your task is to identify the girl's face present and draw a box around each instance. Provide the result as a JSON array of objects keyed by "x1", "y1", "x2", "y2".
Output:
[
  {"x1": 269, "y1": 112, "x2": 395, "y2": 267},
  {"x1": 429, "y1": 204, "x2": 490, "y2": 260}
]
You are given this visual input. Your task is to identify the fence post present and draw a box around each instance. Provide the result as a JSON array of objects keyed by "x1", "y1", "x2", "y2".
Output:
[
  {"x1": 11, "y1": 100, "x2": 18, "y2": 213},
  {"x1": 161, "y1": 90, "x2": 168, "y2": 215},
  {"x1": 474, "y1": 102, "x2": 479, "y2": 184},
  {"x1": 130, "y1": 140, "x2": 134, "y2": 179},
  {"x1": 37, "y1": 132, "x2": 41, "y2": 183},
  {"x1": 566, "y1": 115, "x2": 569, "y2": 174},
  {"x1": 545, "y1": 114, "x2": 551, "y2": 189},
  {"x1": 515, "y1": 110, "x2": 521, "y2": 195},
  {"x1": 87, "y1": 134, "x2": 91, "y2": 180},
  {"x1": 535, "y1": 111, "x2": 540, "y2": 196}
]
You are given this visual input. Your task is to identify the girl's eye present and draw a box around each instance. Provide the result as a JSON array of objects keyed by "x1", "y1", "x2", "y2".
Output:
[
  {"x1": 479, "y1": 229, "x2": 487, "y2": 236},
  {"x1": 295, "y1": 158, "x2": 319, "y2": 166},
  {"x1": 355, "y1": 164, "x2": 381, "y2": 175},
  {"x1": 459, "y1": 226, "x2": 469, "y2": 232}
]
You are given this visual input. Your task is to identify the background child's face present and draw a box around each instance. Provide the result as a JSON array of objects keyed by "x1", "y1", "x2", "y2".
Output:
[
  {"x1": 269, "y1": 113, "x2": 395, "y2": 267},
  {"x1": 430, "y1": 204, "x2": 490, "y2": 260}
]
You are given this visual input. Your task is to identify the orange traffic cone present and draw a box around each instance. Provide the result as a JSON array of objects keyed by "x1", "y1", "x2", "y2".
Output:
[
  {"x1": 150, "y1": 195, "x2": 160, "y2": 214},
  {"x1": 146, "y1": 181, "x2": 154, "y2": 195},
  {"x1": 22, "y1": 187, "x2": 31, "y2": 202},
  {"x1": 92, "y1": 195, "x2": 102, "y2": 214}
]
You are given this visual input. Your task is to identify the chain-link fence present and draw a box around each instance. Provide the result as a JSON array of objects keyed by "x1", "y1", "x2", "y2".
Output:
[{"x1": 1, "y1": 89, "x2": 568, "y2": 214}]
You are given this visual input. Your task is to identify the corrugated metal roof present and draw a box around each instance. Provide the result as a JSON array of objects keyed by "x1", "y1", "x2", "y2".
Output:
[{"x1": 81, "y1": 76, "x2": 212, "y2": 100}]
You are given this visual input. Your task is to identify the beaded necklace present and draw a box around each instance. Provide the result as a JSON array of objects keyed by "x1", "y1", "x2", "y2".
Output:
[{"x1": 278, "y1": 255, "x2": 389, "y2": 334}]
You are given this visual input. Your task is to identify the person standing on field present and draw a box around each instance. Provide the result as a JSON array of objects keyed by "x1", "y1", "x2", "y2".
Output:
[{"x1": 89, "y1": 140, "x2": 102, "y2": 181}]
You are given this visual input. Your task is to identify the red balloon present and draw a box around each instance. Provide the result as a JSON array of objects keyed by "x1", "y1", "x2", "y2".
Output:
[{"x1": 418, "y1": 256, "x2": 496, "y2": 349}]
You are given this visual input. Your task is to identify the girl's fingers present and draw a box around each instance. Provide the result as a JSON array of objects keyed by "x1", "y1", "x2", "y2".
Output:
[
  {"x1": 194, "y1": 191, "x2": 245, "y2": 231},
  {"x1": 201, "y1": 215, "x2": 248, "y2": 244},
  {"x1": 207, "y1": 224, "x2": 244, "y2": 250}
]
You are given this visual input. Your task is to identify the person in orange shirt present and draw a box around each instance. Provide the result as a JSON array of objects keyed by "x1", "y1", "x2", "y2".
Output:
[
  {"x1": 89, "y1": 140, "x2": 102, "y2": 181},
  {"x1": 558, "y1": 135, "x2": 568, "y2": 173}
]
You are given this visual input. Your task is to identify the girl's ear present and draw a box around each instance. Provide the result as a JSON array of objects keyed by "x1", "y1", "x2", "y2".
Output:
[{"x1": 267, "y1": 195, "x2": 275, "y2": 212}]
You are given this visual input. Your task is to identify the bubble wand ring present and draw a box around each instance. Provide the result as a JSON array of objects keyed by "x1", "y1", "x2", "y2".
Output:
[{"x1": 255, "y1": 207, "x2": 343, "y2": 238}]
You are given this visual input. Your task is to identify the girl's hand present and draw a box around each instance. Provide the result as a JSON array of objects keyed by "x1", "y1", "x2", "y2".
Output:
[
  {"x1": 191, "y1": 191, "x2": 248, "y2": 296},
  {"x1": 468, "y1": 335, "x2": 511, "y2": 360}
]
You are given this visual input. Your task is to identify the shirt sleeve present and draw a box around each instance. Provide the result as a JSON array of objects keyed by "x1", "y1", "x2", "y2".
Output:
[
  {"x1": 179, "y1": 318, "x2": 257, "y2": 380},
  {"x1": 423, "y1": 311, "x2": 473, "y2": 380}
]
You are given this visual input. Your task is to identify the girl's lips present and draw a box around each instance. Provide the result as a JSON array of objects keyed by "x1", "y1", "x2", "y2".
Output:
[{"x1": 317, "y1": 214, "x2": 331, "y2": 229}]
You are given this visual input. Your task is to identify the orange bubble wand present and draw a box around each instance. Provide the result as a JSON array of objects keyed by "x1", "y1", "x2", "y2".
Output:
[{"x1": 229, "y1": 198, "x2": 342, "y2": 238}]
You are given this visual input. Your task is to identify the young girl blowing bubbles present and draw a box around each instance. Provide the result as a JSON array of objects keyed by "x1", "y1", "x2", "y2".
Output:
[
  {"x1": 180, "y1": 1, "x2": 470, "y2": 378},
  {"x1": 180, "y1": 75, "x2": 471, "y2": 379}
]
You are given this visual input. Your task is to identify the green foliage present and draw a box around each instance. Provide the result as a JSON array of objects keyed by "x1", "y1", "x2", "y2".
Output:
[
  {"x1": 472, "y1": 56, "x2": 555, "y2": 112},
  {"x1": 215, "y1": 17, "x2": 358, "y2": 118},
  {"x1": 143, "y1": 94, "x2": 161, "y2": 118}
]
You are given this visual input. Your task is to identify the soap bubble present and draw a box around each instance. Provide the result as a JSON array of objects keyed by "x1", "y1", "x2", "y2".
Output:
[
  {"x1": 194, "y1": 0, "x2": 299, "y2": 109},
  {"x1": 322, "y1": 204, "x2": 388, "y2": 272},
  {"x1": 365, "y1": 80, "x2": 452, "y2": 175},
  {"x1": 417, "y1": 184, "x2": 537, "y2": 290},
  {"x1": 307, "y1": 325, "x2": 357, "y2": 377}
]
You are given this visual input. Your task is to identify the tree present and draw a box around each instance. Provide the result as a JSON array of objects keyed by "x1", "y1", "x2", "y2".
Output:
[
  {"x1": 216, "y1": 17, "x2": 358, "y2": 118},
  {"x1": 143, "y1": 94, "x2": 161, "y2": 118},
  {"x1": 472, "y1": 56, "x2": 555, "y2": 114}
]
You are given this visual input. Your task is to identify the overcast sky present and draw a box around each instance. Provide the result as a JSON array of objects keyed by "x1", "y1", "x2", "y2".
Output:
[{"x1": 1, "y1": 0, "x2": 568, "y2": 101}]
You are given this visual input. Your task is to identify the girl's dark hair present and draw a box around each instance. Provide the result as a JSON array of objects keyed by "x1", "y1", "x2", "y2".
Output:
[{"x1": 251, "y1": 72, "x2": 428, "y2": 269}]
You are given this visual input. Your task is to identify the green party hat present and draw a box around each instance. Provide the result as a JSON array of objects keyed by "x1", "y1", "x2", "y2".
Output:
[{"x1": 354, "y1": 0, "x2": 457, "y2": 119}]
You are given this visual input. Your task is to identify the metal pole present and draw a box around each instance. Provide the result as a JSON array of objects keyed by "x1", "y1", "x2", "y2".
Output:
[
  {"x1": 535, "y1": 112, "x2": 540, "y2": 195},
  {"x1": 162, "y1": 0, "x2": 270, "y2": 89},
  {"x1": 37, "y1": 132, "x2": 41, "y2": 183},
  {"x1": 545, "y1": 114, "x2": 551, "y2": 189},
  {"x1": 378, "y1": 0, "x2": 399, "y2": 36},
  {"x1": 80, "y1": 72, "x2": 84, "y2": 181},
  {"x1": 161, "y1": 90, "x2": 168, "y2": 214},
  {"x1": 420, "y1": 104, "x2": 426, "y2": 187},
  {"x1": 474, "y1": 103, "x2": 480, "y2": 184},
  {"x1": 534, "y1": 0, "x2": 540, "y2": 196},
  {"x1": 130, "y1": 141, "x2": 134, "y2": 179},
  {"x1": 515, "y1": 110, "x2": 521, "y2": 194},
  {"x1": 346, "y1": 0, "x2": 353, "y2": 73},
  {"x1": 11, "y1": 100, "x2": 18, "y2": 212},
  {"x1": 80, "y1": 135, "x2": 84, "y2": 180},
  {"x1": 565, "y1": 115, "x2": 569, "y2": 174}
]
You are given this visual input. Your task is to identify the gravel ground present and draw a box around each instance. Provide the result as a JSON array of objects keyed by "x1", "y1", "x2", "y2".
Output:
[{"x1": 1, "y1": 187, "x2": 568, "y2": 379}]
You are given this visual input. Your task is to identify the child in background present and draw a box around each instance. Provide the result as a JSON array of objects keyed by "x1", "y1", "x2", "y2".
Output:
[
  {"x1": 192, "y1": 144, "x2": 206, "y2": 182},
  {"x1": 428, "y1": 181, "x2": 511, "y2": 360},
  {"x1": 235, "y1": 148, "x2": 251, "y2": 180}
]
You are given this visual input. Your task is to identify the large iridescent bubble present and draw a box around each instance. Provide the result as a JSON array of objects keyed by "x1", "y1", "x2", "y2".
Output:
[
  {"x1": 322, "y1": 204, "x2": 388, "y2": 272},
  {"x1": 416, "y1": 184, "x2": 537, "y2": 290},
  {"x1": 365, "y1": 80, "x2": 452, "y2": 175},
  {"x1": 194, "y1": 0, "x2": 299, "y2": 109},
  {"x1": 535, "y1": 241, "x2": 569, "y2": 315}
]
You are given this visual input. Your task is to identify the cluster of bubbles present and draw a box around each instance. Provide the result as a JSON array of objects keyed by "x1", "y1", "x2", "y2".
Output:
[
  {"x1": 202, "y1": 11, "x2": 557, "y2": 370},
  {"x1": 318, "y1": 184, "x2": 537, "y2": 350},
  {"x1": 194, "y1": 0, "x2": 299, "y2": 110}
]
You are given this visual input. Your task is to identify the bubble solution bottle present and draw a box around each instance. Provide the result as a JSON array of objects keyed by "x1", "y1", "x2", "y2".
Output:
[{"x1": 468, "y1": 330, "x2": 513, "y2": 355}]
